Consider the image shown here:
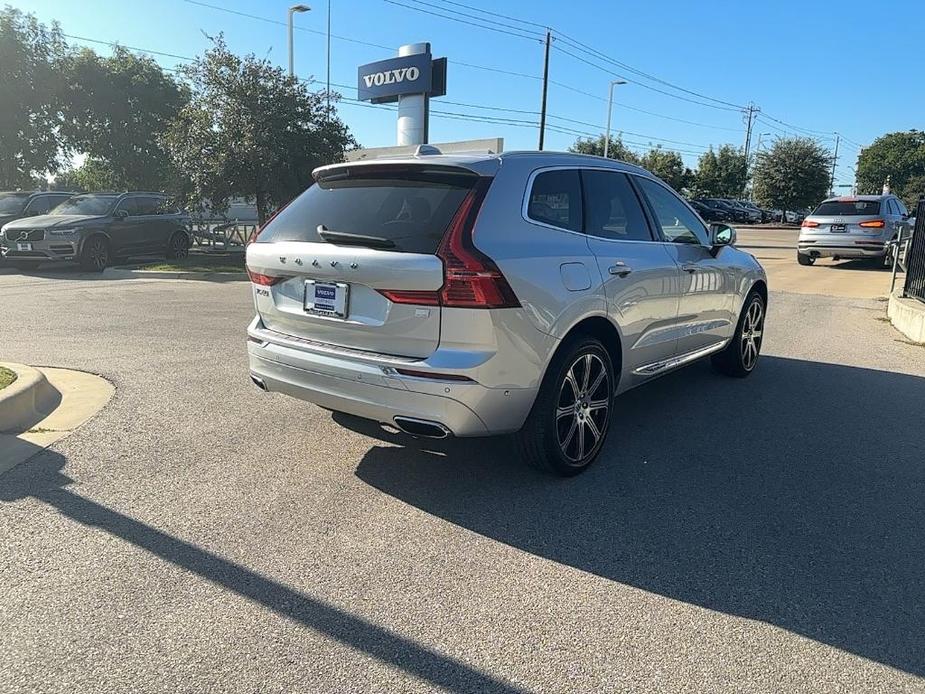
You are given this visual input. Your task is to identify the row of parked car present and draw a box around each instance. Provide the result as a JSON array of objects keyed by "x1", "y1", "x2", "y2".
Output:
[
  {"x1": 688, "y1": 198, "x2": 806, "y2": 225},
  {"x1": 0, "y1": 190, "x2": 191, "y2": 271}
]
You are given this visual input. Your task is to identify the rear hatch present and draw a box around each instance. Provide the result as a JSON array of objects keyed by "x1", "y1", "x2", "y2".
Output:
[
  {"x1": 803, "y1": 199, "x2": 885, "y2": 236},
  {"x1": 246, "y1": 164, "x2": 482, "y2": 359}
]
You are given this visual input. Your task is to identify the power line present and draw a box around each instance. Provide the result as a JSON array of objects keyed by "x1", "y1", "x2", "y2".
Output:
[
  {"x1": 381, "y1": 0, "x2": 544, "y2": 42},
  {"x1": 422, "y1": 0, "x2": 548, "y2": 30},
  {"x1": 62, "y1": 33, "x2": 195, "y2": 62},
  {"x1": 552, "y1": 43, "x2": 744, "y2": 113},
  {"x1": 758, "y1": 112, "x2": 834, "y2": 138}
]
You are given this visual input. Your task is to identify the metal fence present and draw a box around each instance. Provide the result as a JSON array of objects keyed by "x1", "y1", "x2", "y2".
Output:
[{"x1": 902, "y1": 199, "x2": 925, "y2": 303}]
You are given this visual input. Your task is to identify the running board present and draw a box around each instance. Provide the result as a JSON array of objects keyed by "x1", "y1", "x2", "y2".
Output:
[{"x1": 633, "y1": 341, "x2": 729, "y2": 376}]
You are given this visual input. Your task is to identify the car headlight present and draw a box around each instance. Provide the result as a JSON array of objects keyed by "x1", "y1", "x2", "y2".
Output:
[{"x1": 48, "y1": 228, "x2": 78, "y2": 236}]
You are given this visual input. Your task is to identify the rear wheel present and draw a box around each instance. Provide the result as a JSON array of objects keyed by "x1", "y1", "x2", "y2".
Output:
[
  {"x1": 166, "y1": 231, "x2": 190, "y2": 260},
  {"x1": 712, "y1": 291, "x2": 765, "y2": 378},
  {"x1": 79, "y1": 235, "x2": 109, "y2": 272},
  {"x1": 797, "y1": 252, "x2": 815, "y2": 266},
  {"x1": 516, "y1": 336, "x2": 613, "y2": 476}
]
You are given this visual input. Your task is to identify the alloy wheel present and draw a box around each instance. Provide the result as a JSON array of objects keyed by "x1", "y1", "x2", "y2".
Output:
[
  {"x1": 89, "y1": 238, "x2": 108, "y2": 270},
  {"x1": 740, "y1": 299, "x2": 764, "y2": 371},
  {"x1": 171, "y1": 234, "x2": 189, "y2": 259},
  {"x1": 555, "y1": 353, "x2": 610, "y2": 464}
]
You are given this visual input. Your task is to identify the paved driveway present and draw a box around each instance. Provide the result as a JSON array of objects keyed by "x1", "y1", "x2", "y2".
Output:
[{"x1": 0, "y1": 271, "x2": 923, "y2": 693}]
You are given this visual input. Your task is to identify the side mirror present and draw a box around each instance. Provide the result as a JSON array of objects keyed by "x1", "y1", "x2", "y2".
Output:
[
  {"x1": 710, "y1": 223, "x2": 736, "y2": 248},
  {"x1": 115, "y1": 209, "x2": 129, "y2": 219}
]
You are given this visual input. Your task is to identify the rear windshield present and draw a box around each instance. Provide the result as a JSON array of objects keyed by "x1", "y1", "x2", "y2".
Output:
[
  {"x1": 813, "y1": 200, "x2": 881, "y2": 216},
  {"x1": 257, "y1": 166, "x2": 479, "y2": 254},
  {"x1": 0, "y1": 194, "x2": 28, "y2": 214}
]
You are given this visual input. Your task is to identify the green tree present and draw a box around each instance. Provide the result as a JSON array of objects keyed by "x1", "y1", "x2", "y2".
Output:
[
  {"x1": 855, "y1": 130, "x2": 925, "y2": 208},
  {"x1": 163, "y1": 37, "x2": 354, "y2": 223},
  {"x1": 639, "y1": 148, "x2": 692, "y2": 192},
  {"x1": 60, "y1": 46, "x2": 189, "y2": 192},
  {"x1": 899, "y1": 174, "x2": 925, "y2": 209},
  {"x1": 0, "y1": 7, "x2": 67, "y2": 187},
  {"x1": 690, "y1": 145, "x2": 748, "y2": 197},
  {"x1": 752, "y1": 137, "x2": 831, "y2": 212},
  {"x1": 569, "y1": 134, "x2": 641, "y2": 165}
]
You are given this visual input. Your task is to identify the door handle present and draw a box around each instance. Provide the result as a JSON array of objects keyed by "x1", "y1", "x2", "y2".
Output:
[
  {"x1": 681, "y1": 264, "x2": 698, "y2": 273},
  {"x1": 608, "y1": 262, "x2": 633, "y2": 277}
]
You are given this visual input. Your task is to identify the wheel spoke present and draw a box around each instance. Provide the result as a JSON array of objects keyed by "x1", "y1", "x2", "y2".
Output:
[
  {"x1": 576, "y1": 421, "x2": 586, "y2": 459},
  {"x1": 565, "y1": 367, "x2": 579, "y2": 400},
  {"x1": 587, "y1": 367, "x2": 607, "y2": 398},
  {"x1": 556, "y1": 406, "x2": 573, "y2": 420},
  {"x1": 585, "y1": 415, "x2": 602, "y2": 444},
  {"x1": 581, "y1": 354, "x2": 592, "y2": 393},
  {"x1": 560, "y1": 416, "x2": 578, "y2": 451},
  {"x1": 588, "y1": 397, "x2": 609, "y2": 412}
]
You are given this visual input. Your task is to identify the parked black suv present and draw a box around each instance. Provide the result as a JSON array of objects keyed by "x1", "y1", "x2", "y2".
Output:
[
  {"x1": 0, "y1": 192, "x2": 191, "y2": 272},
  {"x1": 0, "y1": 191, "x2": 76, "y2": 229},
  {"x1": 689, "y1": 199, "x2": 731, "y2": 223}
]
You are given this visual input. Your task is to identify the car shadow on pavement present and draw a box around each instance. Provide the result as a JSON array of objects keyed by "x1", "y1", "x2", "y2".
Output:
[
  {"x1": 352, "y1": 356, "x2": 925, "y2": 677},
  {"x1": 0, "y1": 448, "x2": 527, "y2": 694}
]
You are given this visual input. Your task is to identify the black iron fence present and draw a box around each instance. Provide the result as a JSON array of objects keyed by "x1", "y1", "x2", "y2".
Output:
[{"x1": 903, "y1": 198, "x2": 925, "y2": 303}]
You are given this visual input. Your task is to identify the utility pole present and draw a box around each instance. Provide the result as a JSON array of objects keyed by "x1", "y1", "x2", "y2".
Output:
[
  {"x1": 829, "y1": 132, "x2": 840, "y2": 195},
  {"x1": 742, "y1": 103, "x2": 758, "y2": 164},
  {"x1": 326, "y1": 0, "x2": 332, "y2": 117},
  {"x1": 538, "y1": 29, "x2": 551, "y2": 150}
]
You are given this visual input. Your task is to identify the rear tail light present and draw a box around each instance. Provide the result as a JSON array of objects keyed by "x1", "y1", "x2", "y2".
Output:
[
  {"x1": 246, "y1": 269, "x2": 284, "y2": 286},
  {"x1": 801, "y1": 220, "x2": 819, "y2": 228},
  {"x1": 859, "y1": 219, "x2": 885, "y2": 228},
  {"x1": 377, "y1": 178, "x2": 520, "y2": 309}
]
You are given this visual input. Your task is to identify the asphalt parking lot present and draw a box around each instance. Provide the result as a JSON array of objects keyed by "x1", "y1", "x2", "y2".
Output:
[{"x1": 1, "y1": 236, "x2": 923, "y2": 692}]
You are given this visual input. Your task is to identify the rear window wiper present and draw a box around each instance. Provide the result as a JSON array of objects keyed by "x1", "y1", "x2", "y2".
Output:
[{"x1": 317, "y1": 225, "x2": 396, "y2": 249}]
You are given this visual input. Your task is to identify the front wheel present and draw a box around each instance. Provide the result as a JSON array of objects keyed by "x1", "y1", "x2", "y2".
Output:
[
  {"x1": 79, "y1": 236, "x2": 109, "y2": 272},
  {"x1": 516, "y1": 336, "x2": 614, "y2": 476},
  {"x1": 166, "y1": 231, "x2": 190, "y2": 260},
  {"x1": 712, "y1": 291, "x2": 765, "y2": 378}
]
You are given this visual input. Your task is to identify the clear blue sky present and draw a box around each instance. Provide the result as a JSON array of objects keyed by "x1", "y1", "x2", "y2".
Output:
[{"x1": 15, "y1": 0, "x2": 925, "y2": 188}]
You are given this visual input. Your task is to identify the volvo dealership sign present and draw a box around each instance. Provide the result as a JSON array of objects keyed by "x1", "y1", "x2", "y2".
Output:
[{"x1": 357, "y1": 43, "x2": 447, "y2": 145}]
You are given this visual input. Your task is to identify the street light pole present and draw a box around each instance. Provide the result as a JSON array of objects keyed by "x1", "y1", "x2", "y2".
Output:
[
  {"x1": 288, "y1": 4, "x2": 311, "y2": 79},
  {"x1": 603, "y1": 79, "x2": 627, "y2": 159}
]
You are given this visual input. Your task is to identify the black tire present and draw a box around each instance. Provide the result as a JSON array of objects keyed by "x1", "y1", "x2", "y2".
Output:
[
  {"x1": 79, "y1": 235, "x2": 109, "y2": 272},
  {"x1": 516, "y1": 335, "x2": 614, "y2": 476},
  {"x1": 166, "y1": 231, "x2": 190, "y2": 260},
  {"x1": 712, "y1": 291, "x2": 765, "y2": 378},
  {"x1": 874, "y1": 246, "x2": 894, "y2": 270},
  {"x1": 797, "y1": 252, "x2": 815, "y2": 266}
]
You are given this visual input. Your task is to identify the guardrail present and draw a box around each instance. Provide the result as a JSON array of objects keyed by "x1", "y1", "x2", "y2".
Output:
[
  {"x1": 900, "y1": 199, "x2": 925, "y2": 303},
  {"x1": 189, "y1": 218, "x2": 258, "y2": 248}
]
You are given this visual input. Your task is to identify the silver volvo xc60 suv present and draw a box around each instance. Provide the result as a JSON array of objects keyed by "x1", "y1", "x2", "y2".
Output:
[{"x1": 246, "y1": 151, "x2": 768, "y2": 475}]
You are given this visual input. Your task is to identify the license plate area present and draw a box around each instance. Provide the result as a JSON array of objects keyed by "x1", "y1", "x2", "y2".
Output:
[
  {"x1": 304, "y1": 280, "x2": 349, "y2": 318},
  {"x1": 831, "y1": 224, "x2": 847, "y2": 232},
  {"x1": 16, "y1": 242, "x2": 33, "y2": 251}
]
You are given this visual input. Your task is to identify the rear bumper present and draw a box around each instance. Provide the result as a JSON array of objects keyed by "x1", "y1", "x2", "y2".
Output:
[
  {"x1": 797, "y1": 239, "x2": 887, "y2": 258},
  {"x1": 246, "y1": 317, "x2": 538, "y2": 437}
]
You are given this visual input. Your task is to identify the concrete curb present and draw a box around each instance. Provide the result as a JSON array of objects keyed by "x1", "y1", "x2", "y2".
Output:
[
  {"x1": 887, "y1": 291, "x2": 925, "y2": 344},
  {"x1": 0, "y1": 363, "x2": 60, "y2": 433}
]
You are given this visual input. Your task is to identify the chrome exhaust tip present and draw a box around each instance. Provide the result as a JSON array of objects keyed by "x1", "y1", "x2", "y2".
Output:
[
  {"x1": 250, "y1": 374, "x2": 268, "y2": 391},
  {"x1": 392, "y1": 416, "x2": 451, "y2": 439}
]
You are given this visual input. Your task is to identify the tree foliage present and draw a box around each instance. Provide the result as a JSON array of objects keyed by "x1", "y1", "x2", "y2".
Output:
[
  {"x1": 690, "y1": 145, "x2": 747, "y2": 197},
  {"x1": 569, "y1": 135, "x2": 641, "y2": 165},
  {"x1": 638, "y1": 148, "x2": 693, "y2": 193},
  {"x1": 164, "y1": 37, "x2": 354, "y2": 222},
  {"x1": 0, "y1": 7, "x2": 67, "y2": 187},
  {"x1": 60, "y1": 47, "x2": 189, "y2": 192},
  {"x1": 752, "y1": 137, "x2": 831, "y2": 212},
  {"x1": 855, "y1": 130, "x2": 925, "y2": 208}
]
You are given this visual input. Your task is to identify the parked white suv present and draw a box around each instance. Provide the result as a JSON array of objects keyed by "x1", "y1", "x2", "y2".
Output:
[{"x1": 246, "y1": 151, "x2": 768, "y2": 475}]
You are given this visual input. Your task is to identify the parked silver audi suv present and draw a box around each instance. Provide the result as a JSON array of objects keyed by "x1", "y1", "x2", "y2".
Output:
[
  {"x1": 246, "y1": 151, "x2": 768, "y2": 475},
  {"x1": 797, "y1": 194, "x2": 912, "y2": 268}
]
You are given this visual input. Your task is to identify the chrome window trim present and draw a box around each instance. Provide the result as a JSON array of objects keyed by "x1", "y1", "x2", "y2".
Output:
[{"x1": 520, "y1": 165, "x2": 667, "y2": 245}]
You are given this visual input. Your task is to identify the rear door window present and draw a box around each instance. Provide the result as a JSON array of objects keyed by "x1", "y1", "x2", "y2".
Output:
[
  {"x1": 526, "y1": 169, "x2": 582, "y2": 232},
  {"x1": 257, "y1": 166, "x2": 479, "y2": 254},
  {"x1": 581, "y1": 170, "x2": 653, "y2": 241},
  {"x1": 813, "y1": 200, "x2": 881, "y2": 216},
  {"x1": 23, "y1": 196, "x2": 52, "y2": 215}
]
